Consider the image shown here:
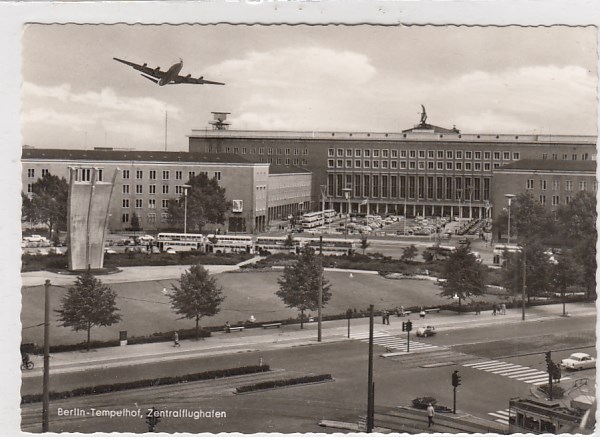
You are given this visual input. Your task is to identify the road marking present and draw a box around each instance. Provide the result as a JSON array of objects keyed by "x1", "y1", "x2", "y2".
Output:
[
  {"x1": 464, "y1": 360, "x2": 570, "y2": 385},
  {"x1": 488, "y1": 409, "x2": 512, "y2": 425},
  {"x1": 351, "y1": 333, "x2": 439, "y2": 353}
]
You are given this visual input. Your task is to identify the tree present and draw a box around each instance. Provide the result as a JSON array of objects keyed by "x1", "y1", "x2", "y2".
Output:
[
  {"x1": 167, "y1": 264, "x2": 225, "y2": 340},
  {"x1": 548, "y1": 254, "x2": 579, "y2": 316},
  {"x1": 130, "y1": 212, "x2": 141, "y2": 232},
  {"x1": 276, "y1": 247, "x2": 332, "y2": 329},
  {"x1": 56, "y1": 270, "x2": 121, "y2": 351},
  {"x1": 510, "y1": 192, "x2": 551, "y2": 244},
  {"x1": 360, "y1": 235, "x2": 370, "y2": 255},
  {"x1": 167, "y1": 173, "x2": 229, "y2": 233},
  {"x1": 283, "y1": 234, "x2": 295, "y2": 251},
  {"x1": 23, "y1": 172, "x2": 69, "y2": 238},
  {"x1": 401, "y1": 244, "x2": 418, "y2": 262},
  {"x1": 439, "y1": 245, "x2": 487, "y2": 310},
  {"x1": 500, "y1": 242, "x2": 550, "y2": 302}
]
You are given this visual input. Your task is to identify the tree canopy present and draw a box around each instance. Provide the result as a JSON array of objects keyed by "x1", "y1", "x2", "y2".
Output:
[
  {"x1": 401, "y1": 244, "x2": 418, "y2": 262},
  {"x1": 55, "y1": 270, "x2": 121, "y2": 350},
  {"x1": 439, "y1": 244, "x2": 487, "y2": 308},
  {"x1": 276, "y1": 247, "x2": 332, "y2": 329},
  {"x1": 22, "y1": 172, "x2": 68, "y2": 237},
  {"x1": 167, "y1": 264, "x2": 225, "y2": 339},
  {"x1": 167, "y1": 173, "x2": 229, "y2": 232}
]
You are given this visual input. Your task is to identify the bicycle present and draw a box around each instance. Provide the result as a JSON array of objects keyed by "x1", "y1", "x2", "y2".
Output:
[{"x1": 20, "y1": 359, "x2": 34, "y2": 370}]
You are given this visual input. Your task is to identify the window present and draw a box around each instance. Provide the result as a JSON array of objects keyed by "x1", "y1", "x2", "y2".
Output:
[
  {"x1": 382, "y1": 161, "x2": 389, "y2": 169},
  {"x1": 122, "y1": 184, "x2": 130, "y2": 194},
  {"x1": 400, "y1": 161, "x2": 406, "y2": 169},
  {"x1": 328, "y1": 159, "x2": 335, "y2": 168},
  {"x1": 418, "y1": 161, "x2": 425, "y2": 170},
  {"x1": 484, "y1": 151, "x2": 491, "y2": 160},
  {"x1": 582, "y1": 153, "x2": 589, "y2": 160},
  {"x1": 285, "y1": 148, "x2": 291, "y2": 155},
  {"x1": 188, "y1": 171, "x2": 195, "y2": 179},
  {"x1": 542, "y1": 153, "x2": 548, "y2": 160},
  {"x1": 474, "y1": 151, "x2": 481, "y2": 160},
  {"x1": 446, "y1": 150, "x2": 453, "y2": 159},
  {"x1": 136, "y1": 170, "x2": 143, "y2": 179},
  {"x1": 373, "y1": 149, "x2": 380, "y2": 158},
  {"x1": 27, "y1": 169, "x2": 35, "y2": 178},
  {"x1": 572, "y1": 154, "x2": 578, "y2": 161},
  {"x1": 540, "y1": 180, "x2": 547, "y2": 190},
  {"x1": 437, "y1": 162, "x2": 443, "y2": 170},
  {"x1": 135, "y1": 199, "x2": 143, "y2": 208},
  {"x1": 391, "y1": 161, "x2": 397, "y2": 169},
  {"x1": 409, "y1": 150, "x2": 416, "y2": 158},
  {"x1": 437, "y1": 150, "x2": 444, "y2": 159},
  {"x1": 294, "y1": 148, "x2": 299, "y2": 155},
  {"x1": 122, "y1": 199, "x2": 130, "y2": 208},
  {"x1": 579, "y1": 181, "x2": 587, "y2": 191},
  {"x1": 527, "y1": 179, "x2": 534, "y2": 189},
  {"x1": 162, "y1": 171, "x2": 170, "y2": 180},
  {"x1": 149, "y1": 170, "x2": 156, "y2": 180},
  {"x1": 372, "y1": 160, "x2": 380, "y2": 168},
  {"x1": 566, "y1": 196, "x2": 572, "y2": 204},
  {"x1": 419, "y1": 150, "x2": 426, "y2": 159},
  {"x1": 446, "y1": 162, "x2": 453, "y2": 170},
  {"x1": 122, "y1": 169, "x2": 130, "y2": 179},
  {"x1": 328, "y1": 148, "x2": 335, "y2": 157},
  {"x1": 428, "y1": 162, "x2": 435, "y2": 170},
  {"x1": 337, "y1": 149, "x2": 344, "y2": 157},
  {"x1": 465, "y1": 151, "x2": 472, "y2": 159},
  {"x1": 400, "y1": 150, "x2": 407, "y2": 158},
  {"x1": 175, "y1": 185, "x2": 184, "y2": 195},
  {"x1": 346, "y1": 149, "x2": 353, "y2": 157},
  {"x1": 259, "y1": 148, "x2": 264, "y2": 155},
  {"x1": 409, "y1": 161, "x2": 416, "y2": 169},
  {"x1": 552, "y1": 195, "x2": 560, "y2": 206},
  {"x1": 364, "y1": 149, "x2": 371, "y2": 158},
  {"x1": 474, "y1": 163, "x2": 481, "y2": 171},
  {"x1": 162, "y1": 185, "x2": 169, "y2": 194},
  {"x1": 382, "y1": 149, "x2": 389, "y2": 158},
  {"x1": 493, "y1": 163, "x2": 500, "y2": 169},
  {"x1": 346, "y1": 160, "x2": 352, "y2": 168},
  {"x1": 148, "y1": 199, "x2": 156, "y2": 209},
  {"x1": 214, "y1": 171, "x2": 221, "y2": 181},
  {"x1": 436, "y1": 177, "x2": 443, "y2": 199},
  {"x1": 337, "y1": 160, "x2": 343, "y2": 167},
  {"x1": 456, "y1": 151, "x2": 463, "y2": 159},
  {"x1": 539, "y1": 195, "x2": 546, "y2": 205},
  {"x1": 135, "y1": 184, "x2": 143, "y2": 194},
  {"x1": 161, "y1": 199, "x2": 169, "y2": 209},
  {"x1": 122, "y1": 213, "x2": 129, "y2": 223},
  {"x1": 27, "y1": 183, "x2": 33, "y2": 193},
  {"x1": 566, "y1": 180, "x2": 572, "y2": 191},
  {"x1": 356, "y1": 149, "x2": 362, "y2": 157},
  {"x1": 428, "y1": 150, "x2": 435, "y2": 159},
  {"x1": 147, "y1": 213, "x2": 156, "y2": 224},
  {"x1": 390, "y1": 150, "x2": 397, "y2": 158},
  {"x1": 276, "y1": 158, "x2": 282, "y2": 165},
  {"x1": 553, "y1": 180, "x2": 560, "y2": 190},
  {"x1": 465, "y1": 162, "x2": 472, "y2": 171},
  {"x1": 513, "y1": 152, "x2": 520, "y2": 160},
  {"x1": 175, "y1": 171, "x2": 182, "y2": 180},
  {"x1": 446, "y1": 177, "x2": 452, "y2": 199},
  {"x1": 161, "y1": 213, "x2": 169, "y2": 223},
  {"x1": 149, "y1": 184, "x2": 156, "y2": 194},
  {"x1": 41, "y1": 168, "x2": 49, "y2": 176},
  {"x1": 364, "y1": 161, "x2": 370, "y2": 168},
  {"x1": 562, "y1": 154, "x2": 568, "y2": 160},
  {"x1": 484, "y1": 163, "x2": 491, "y2": 171},
  {"x1": 391, "y1": 175, "x2": 398, "y2": 198},
  {"x1": 242, "y1": 147, "x2": 247, "y2": 154},
  {"x1": 493, "y1": 152, "x2": 500, "y2": 160},
  {"x1": 503, "y1": 152, "x2": 510, "y2": 160},
  {"x1": 285, "y1": 158, "x2": 290, "y2": 165}
]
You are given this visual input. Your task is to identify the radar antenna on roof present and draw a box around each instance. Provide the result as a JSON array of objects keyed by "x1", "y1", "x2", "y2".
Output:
[{"x1": 209, "y1": 112, "x2": 231, "y2": 131}]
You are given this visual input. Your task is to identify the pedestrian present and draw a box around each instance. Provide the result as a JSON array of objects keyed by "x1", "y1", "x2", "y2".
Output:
[
  {"x1": 400, "y1": 305, "x2": 405, "y2": 317},
  {"x1": 427, "y1": 403, "x2": 435, "y2": 427},
  {"x1": 382, "y1": 310, "x2": 388, "y2": 324},
  {"x1": 420, "y1": 307, "x2": 426, "y2": 319},
  {"x1": 501, "y1": 303, "x2": 506, "y2": 315},
  {"x1": 492, "y1": 303, "x2": 497, "y2": 316},
  {"x1": 173, "y1": 331, "x2": 180, "y2": 347},
  {"x1": 248, "y1": 315, "x2": 256, "y2": 323},
  {"x1": 385, "y1": 312, "x2": 390, "y2": 325},
  {"x1": 475, "y1": 303, "x2": 481, "y2": 315},
  {"x1": 224, "y1": 321, "x2": 231, "y2": 333}
]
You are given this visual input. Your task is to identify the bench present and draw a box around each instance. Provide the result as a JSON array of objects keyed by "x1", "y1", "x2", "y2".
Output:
[
  {"x1": 262, "y1": 323, "x2": 282, "y2": 329},
  {"x1": 225, "y1": 326, "x2": 245, "y2": 333},
  {"x1": 424, "y1": 308, "x2": 441, "y2": 313}
]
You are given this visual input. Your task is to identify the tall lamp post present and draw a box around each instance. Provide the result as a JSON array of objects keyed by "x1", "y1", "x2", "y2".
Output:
[
  {"x1": 182, "y1": 184, "x2": 191, "y2": 234},
  {"x1": 342, "y1": 187, "x2": 351, "y2": 238},
  {"x1": 505, "y1": 194, "x2": 515, "y2": 244}
]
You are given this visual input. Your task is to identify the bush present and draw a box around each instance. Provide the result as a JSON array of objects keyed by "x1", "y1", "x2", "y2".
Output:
[
  {"x1": 21, "y1": 364, "x2": 270, "y2": 404},
  {"x1": 412, "y1": 397, "x2": 452, "y2": 413},
  {"x1": 235, "y1": 374, "x2": 332, "y2": 393},
  {"x1": 537, "y1": 384, "x2": 565, "y2": 399}
]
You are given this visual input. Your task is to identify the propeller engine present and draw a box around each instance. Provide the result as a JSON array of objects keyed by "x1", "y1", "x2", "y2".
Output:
[
  {"x1": 142, "y1": 63, "x2": 147, "y2": 68},
  {"x1": 185, "y1": 74, "x2": 191, "y2": 79},
  {"x1": 154, "y1": 66, "x2": 160, "y2": 72}
]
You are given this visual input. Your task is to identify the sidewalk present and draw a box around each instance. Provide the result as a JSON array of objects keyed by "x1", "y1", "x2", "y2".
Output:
[{"x1": 23, "y1": 302, "x2": 596, "y2": 377}]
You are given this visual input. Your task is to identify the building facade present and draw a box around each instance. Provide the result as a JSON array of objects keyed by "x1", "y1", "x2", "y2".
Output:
[
  {"x1": 22, "y1": 148, "x2": 311, "y2": 233},
  {"x1": 188, "y1": 121, "x2": 597, "y2": 220}
]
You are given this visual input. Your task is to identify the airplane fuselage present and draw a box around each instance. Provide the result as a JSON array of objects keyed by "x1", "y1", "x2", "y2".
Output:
[{"x1": 159, "y1": 61, "x2": 183, "y2": 86}]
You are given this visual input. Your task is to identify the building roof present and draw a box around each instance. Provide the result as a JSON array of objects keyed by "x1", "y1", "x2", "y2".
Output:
[
  {"x1": 268, "y1": 164, "x2": 311, "y2": 175},
  {"x1": 402, "y1": 122, "x2": 461, "y2": 134},
  {"x1": 497, "y1": 159, "x2": 596, "y2": 172},
  {"x1": 21, "y1": 148, "x2": 258, "y2": 165}
]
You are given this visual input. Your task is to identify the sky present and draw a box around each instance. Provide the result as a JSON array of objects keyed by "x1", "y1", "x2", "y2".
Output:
[{"x1": 21, "y1": 24, "x2": 598, "y2": 152}]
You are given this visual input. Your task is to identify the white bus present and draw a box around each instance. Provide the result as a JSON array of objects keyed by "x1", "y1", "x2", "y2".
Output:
[
  {"x1": 255, "y1": 236, "x2": 299, "y2": 255},
  {"x1": 493, "y1": 244, "x2": 522, "y2": 265},
  {"x1": 323, "y1": 209, "x2": 336, "y2": 224},
  {"x1": 297, "y1": 237, "x2": 355, "y2": 256},
  {"x1": 157, "y1": 233, "x2": 206, "y2": 252},
  {"x1": 302, "y1": 211, "x2": 325, "y2": 229},
  {"x1": 206, "y1": 234, "x2": 255, "y2": 254}
]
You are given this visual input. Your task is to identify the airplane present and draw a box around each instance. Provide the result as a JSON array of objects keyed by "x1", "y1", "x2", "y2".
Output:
[{"x1": 113, "y1": 57, "x2": 225, "y2": 86}]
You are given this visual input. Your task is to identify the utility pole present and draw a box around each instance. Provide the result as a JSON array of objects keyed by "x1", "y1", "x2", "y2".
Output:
[
  {"x1": 318, "y1": 236, "x2": 323, "y2": 342},
  {"x1": 367, "y1": 305, "x2": 374, "y2": 433},
  {"x1": 42, "y1": 279, "x2": 51, "y2": 433},
  {"x1": 522, "y1": 247, "x2": 527, "y2": 320}
]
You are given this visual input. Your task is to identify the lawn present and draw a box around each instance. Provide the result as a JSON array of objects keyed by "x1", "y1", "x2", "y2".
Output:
[{"x1": 21, "y1": 270, "x2": 450, "y2": 346}]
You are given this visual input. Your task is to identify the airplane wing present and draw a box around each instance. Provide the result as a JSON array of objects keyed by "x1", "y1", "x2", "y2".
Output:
[
  {"x1": 173, "y1": 74, "x2": 225, "y2": 86},
  {"x1": 113, "y1": 57, "x2": 165, "y2": 80}
]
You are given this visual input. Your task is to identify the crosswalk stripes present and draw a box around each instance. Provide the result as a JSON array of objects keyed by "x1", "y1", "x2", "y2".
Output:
[
  {"x1": 463, "y1": 360, "x2": 571, "y2": 385},
  {"x1": 488, "y1": 409, "x2": 512, "y2": 426},
  {"x1": 350, "y1": 331, "x2": 439, "y2": 353}
]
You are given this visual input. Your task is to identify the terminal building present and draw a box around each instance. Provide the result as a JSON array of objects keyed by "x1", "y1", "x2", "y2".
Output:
[
  {"x1": 189, "y1": 113, "x2": 597, "y2": 221},
  {"x1": 22, "y1": 148, "x2": 311, "y2": 233}
]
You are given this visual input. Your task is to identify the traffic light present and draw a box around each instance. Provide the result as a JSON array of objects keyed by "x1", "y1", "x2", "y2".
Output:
[
  {"x1": 406, "y1": 320, "x2": 412, "y2": 332},
  {"x1": 146, "y1": 407, "x2": 161, "y2": 432},
  {"x1": 452, "y1": 370, "x2": 461, "y2": 387},
  {"x1": 402, "y1": 322, "x2": 407, "y2": 332}
]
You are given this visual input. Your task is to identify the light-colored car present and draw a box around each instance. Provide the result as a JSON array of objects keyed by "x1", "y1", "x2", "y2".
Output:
[
  {"x1": 165, "y1": 248, "x2": 177, "y2": 254},
  {"x1": 416, "y1": 326, "x2": 436, "y2": 337},
  {"x1": 104, "y1": 248, "x2": 117, "y2": 254},
  {"x1": 561, "y1": 353, "x2": 596, "y2": 370}
]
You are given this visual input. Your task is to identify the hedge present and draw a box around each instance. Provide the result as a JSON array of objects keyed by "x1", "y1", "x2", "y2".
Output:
[
  {"x1": 21, "y1": 364, "x2": 270, "y2": 404},
  {"x1": 412, "y1": 397, "x2": 452, "y2": 413},
  {"x1": 537, "y1": 384, "x2": 566, "y2": 399},
  {"x1": 235, "y1": 374, "x2": 333, "y2": 393}
]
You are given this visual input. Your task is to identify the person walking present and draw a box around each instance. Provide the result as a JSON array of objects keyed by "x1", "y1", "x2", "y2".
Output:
[
  {"x1": 475, "y1": 303, "x2": 481, "y2": 315},
  {"x1": 173, "y1": 331, "x2": 180, "y2": 347},
  {"x1": 501, "y1": 303, "x2": 506, "y2": 315},
  {"x1": 492, "y1": 303, "x2": 497, "y2": 316},
  {"x1": 224, "y1": 321, "x2": 231, "y2": 333},
  {"x1": 420, "y1": 307, "x2": 426, "y2": 319},
  {"x1": 427, "y1": 403, "x2": 435, "y2": 427}
]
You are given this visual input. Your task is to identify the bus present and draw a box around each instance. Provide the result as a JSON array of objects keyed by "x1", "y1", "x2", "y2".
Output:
[
  {"x1": 302, "y1": 211, "x2": 325, "y2": 229},
  {"x1": 493, "y1": 244, "x2": 522, "y2": 265},
  {"x1": 323, "y1": 209, "x2": 336, "y2": 224},
  {"x1": 255, "y1": 236, "x2": 299, "y2": 255},
  {"x1": 296, "y1": 237, "x2": 355, "y2": 256},
  {"x1": 156, "y1": 233, "x2": 206, "y2": 252},
  {"x1": 423, "y1": 244, "x2": 456, "y2": 260},
  {"x1": 206, "y1": 234, "x2": 255, "y2": 254}
]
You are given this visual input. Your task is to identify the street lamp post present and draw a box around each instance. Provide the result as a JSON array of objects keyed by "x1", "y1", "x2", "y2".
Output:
[
  {"x1": 42, "y1": 279, "x2": 51, "y2": 432},
  {"x1": 342, "y1": 187, "x2": 351, "y2": 238},
  {"x1": 182, "y1": 184, "x2": 191, "y2": 234},
  {"x1": 505, "y1": 194, "x2": 515, "y2": 244}
]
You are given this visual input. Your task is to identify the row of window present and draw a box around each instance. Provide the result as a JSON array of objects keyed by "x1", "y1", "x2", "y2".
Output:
[
  {"x1": 122, "y1": 212, "x2": 169, "y2": 224},
  {"x1": 328, "y1": 148, "x2": 522, "y2": 161},
  {"x1": 26, "y1": 168, "x2": 223, "y2": 182},
  {"x1": 121, "y1": 184, "x2": 197, "y2": 195},
  {"x1": 542, "y1": 153, "x2": 593, "y2": 161},
  {"x1": 527, "y1": 179, "x2": 594, "y2": 191},
  {"x1": 209, "y1": 146, "x2": 310, "y2": 156},
  {"x1": 259, "y1": 157, "x2": 309, "y2": 166},
  {"x1": 328, "y1": 159, "x2": 499, "y2": 171},
  {"x1": 327, "y1": 174, "x2": 491, "y2": 202},
  {"x1": 540, "y1": 195, "x2": 574, "y2": 206},
  {"x1": 122, "y1": 198, "x2": 170, "y2": 209}
]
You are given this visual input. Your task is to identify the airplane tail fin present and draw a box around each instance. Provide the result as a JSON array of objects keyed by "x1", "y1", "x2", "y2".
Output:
[{"x1": 140, "y1": 74, "x2": 159, "y2": 84}]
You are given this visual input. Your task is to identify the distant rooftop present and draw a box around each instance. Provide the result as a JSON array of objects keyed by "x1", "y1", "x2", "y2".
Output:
[
  {"x1": 269, "y1": 164, "x2": 311, "y2": 175},
  {"x1": 497, "y1": 159, "x2": 596, "y2": 172},
  {"x1": 22, "y1": 148, "x2": 261, "y2": 165}
]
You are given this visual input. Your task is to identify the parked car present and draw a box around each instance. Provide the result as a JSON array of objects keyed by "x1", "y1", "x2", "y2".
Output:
[
  {"x1": 104, "y1": 248, "x2": 117, "y2": 254},
  {"x1": 416, "y1": 326, "x2": 436, "y2": 337},
  {"x1": 561, "y1": 353, "x2": 596, "y2": 370}
]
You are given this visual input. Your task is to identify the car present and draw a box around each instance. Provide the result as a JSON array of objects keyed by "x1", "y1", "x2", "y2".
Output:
[
  {"x1": 416, "y1": 325, "x2": 436, "y2": 337},
  {"x1": 561, "y1": 353, "x2": 596, "y2": 370},
  {"x1": 104, "y1": 248, "x2": 117, "y2": 254},
  {"x1": 165, "y1": 248, "x2": 177, "y2": 254}
]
